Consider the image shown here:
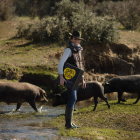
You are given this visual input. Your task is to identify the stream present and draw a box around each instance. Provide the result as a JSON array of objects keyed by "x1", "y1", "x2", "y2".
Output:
[
  {"x1": 0, "y1": 92, "x2": 137, "y2": 140},
  {"x1": 0, "y1": 101, "x2": 88, "y2": 140}
]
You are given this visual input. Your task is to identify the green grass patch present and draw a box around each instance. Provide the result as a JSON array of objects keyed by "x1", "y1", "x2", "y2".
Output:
[
  {"x1": 48, "y1": 99, "x2": 140, "y2": 140},
  {"x1": 0, "y1": 37, "x2": 64, "y2": 72},
  {"x1": 21, "y1": 65, "x2": 58, "y2": 77}
]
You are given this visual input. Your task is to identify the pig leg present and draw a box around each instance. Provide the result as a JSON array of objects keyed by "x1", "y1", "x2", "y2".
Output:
[
  {"x1": 93, "y1": 96, "x2": 98, "y2": 111},
  {"x1": 16, "y1": 103, "x2": 22, "y2": 111},
  {"x1": 100, "y1": 96, "x2": 110, "y2": 109},
  {"x1": 117, "y1": 91, "x2": 126, "y2": 103},
  {"x1": 28, "y1": 100, "x2": 38, "y2": 112},
  {"x1": 133, "y1": 92, "x2": 140, "y2": 104},
  {"x1": 74, "y1": 103, "x2": 77, "y2": 111},
  {"x1": 120, "y1": 99, "x2": 127, "y2": 102},
  {"x1": 74, "y1": 107, "x2": 77, "y2": 111}
]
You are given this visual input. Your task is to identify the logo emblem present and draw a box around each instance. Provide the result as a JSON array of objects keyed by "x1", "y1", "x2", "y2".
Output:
[{"x1": 64, "y1": 68, "x2": 76, "y2": 80}]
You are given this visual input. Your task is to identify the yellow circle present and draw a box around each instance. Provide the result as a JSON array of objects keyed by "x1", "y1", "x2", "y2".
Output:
[{"x1": 64, "y1": 68, "x2": 76, "y2": 80}]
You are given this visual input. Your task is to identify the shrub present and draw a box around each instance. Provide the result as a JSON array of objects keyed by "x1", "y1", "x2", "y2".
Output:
[
  {"x1": 56, "y1": 0, "x2": 85, "y2": 29},
  {"x1": 16, "y1": 17, "x2": 69, "y2": 42},
  {"x1": 16, "y1": 0, "x2": 119, "y2": 45},
  {"x1": 16, "y1": 21, "x2": 31, "y2": 39},
  {"x1": 82, "y1": 17, "x2": 119, "y2": 45},
  {"x1": 46, "y1": 17, "x2": 69, "y2": 42},
  {"x1": 26, "y1": 19, "x2": 50, "y2": 42},
  {"x1": 0, "y1": 0, "x2": 15, "y2": 21},
  {"x1": 56, "y1": 0, "x2": 119, "y2": 45},
  {"x1": 14, "y1": 0, "x2": 61, "y2": 18},
  {"x1": 106, "y1": 0, "x2": 140, "y2": 30}
]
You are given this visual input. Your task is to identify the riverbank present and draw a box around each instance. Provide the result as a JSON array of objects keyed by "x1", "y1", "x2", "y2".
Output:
[
  {"x1": 1, "y1": 16, "x2": 140, "y2": 97},
  {"x1": 49, "y1": 98, "x2": 140, "y2": 140},
  {"x1": 1, "y1": 16, "x2": 140, "y2": 139}
]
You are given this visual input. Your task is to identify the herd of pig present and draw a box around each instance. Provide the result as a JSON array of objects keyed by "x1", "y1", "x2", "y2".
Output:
[{"x1": 0, "y1": 74, "x2": 140, "y2": 112}]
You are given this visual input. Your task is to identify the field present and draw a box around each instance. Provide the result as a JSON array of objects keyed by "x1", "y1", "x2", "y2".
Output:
[{"x1": 1, "y1": 16, "x2": 140, "y2": 139}]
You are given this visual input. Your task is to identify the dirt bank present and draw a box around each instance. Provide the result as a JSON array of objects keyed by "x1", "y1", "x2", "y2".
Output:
[{"x1": 0, "y1": 42, "x2": 140, "y2": 97}]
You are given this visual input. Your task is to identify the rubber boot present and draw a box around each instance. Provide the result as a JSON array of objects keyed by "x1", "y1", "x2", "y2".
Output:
[{"x1": 65, "y1": 107, "x2": 80, "y2": 129}]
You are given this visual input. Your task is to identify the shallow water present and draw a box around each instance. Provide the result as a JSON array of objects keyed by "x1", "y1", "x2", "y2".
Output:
[
  {"x1": 0, "y1": 103, "x2": 82, "y2": 140},
  {"x1": 0, "y1": 92, "x2": 137, "y2": 140}
]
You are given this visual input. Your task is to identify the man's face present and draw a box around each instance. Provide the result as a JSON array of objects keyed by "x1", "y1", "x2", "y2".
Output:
[{"x1": 71, "y1": 37, "x2": 81, "y2": 46}]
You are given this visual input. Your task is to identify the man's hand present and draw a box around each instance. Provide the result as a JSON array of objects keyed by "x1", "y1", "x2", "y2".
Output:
[
  {"x1": 82, "y1": 79, "x2": 86, "y2": 89},
  {"x1": 59, "y1": 74, "x2": 67, "y2": 86}
]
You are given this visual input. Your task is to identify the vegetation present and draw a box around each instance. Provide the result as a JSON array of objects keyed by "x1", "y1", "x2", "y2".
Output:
[
  {"x1": 0, "y1": 0, "x2": 15, "y2": 21},
  {"x1": 105, "y1": 0, "x2": 140, "y2": 30},
  {"x1": 48, "y1": 99, "x2": 140, "y2": 140},
  {"x1": 1, "y1": 0, "x2": 140, "y2": 138},
  {"x1": 16, "y1": 0, "x2": 119, "y2": 45},
  {"x1": 1, "y1": 0, "x2": 140, "y2": 31}
]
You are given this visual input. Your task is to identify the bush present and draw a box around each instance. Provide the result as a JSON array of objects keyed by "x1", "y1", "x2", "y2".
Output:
[
  {"x1": 16, "y1": 0, "x2": 119, "y2": 45},
  {"x1": 14, "y1": 0, "x2": 61, "y2": 18},
  {"x1": 106, "y1": 0, "x2": 140, "y2": 30},
  {"x1": 82, "y1": 17, "x2": 119, "y2": 45},
  {"x1": 56, "y1": 0, "x2": 85, "y2": 29},
  {"x1": 0, "y1": 0, "x2": 15, "y2": 21},
  {"x1": 56, "y1": 0, "x2": 119, "y2": 45},
  {"x1": 16, "y1": 21, "x2": 31, "y2": 39},
  {"x1": 16, "y1": 17, "x2": 69, "y2": 42}
]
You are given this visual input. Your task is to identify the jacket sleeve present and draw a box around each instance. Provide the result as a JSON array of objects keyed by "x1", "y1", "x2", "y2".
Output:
[{"x1": 58, "y1": 48, "x2": 72, "y2": 74}]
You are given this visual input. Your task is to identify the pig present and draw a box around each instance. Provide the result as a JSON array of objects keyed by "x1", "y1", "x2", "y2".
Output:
[
  {"x1": 0, "y1": 82, "x2": 48, "y2": 112},
  {"x1": 103, "y1": 75, "x2": 140, "y2": 104},
  {"x1": 53, "y1": 81, "x2": 110, "y2": 111}
]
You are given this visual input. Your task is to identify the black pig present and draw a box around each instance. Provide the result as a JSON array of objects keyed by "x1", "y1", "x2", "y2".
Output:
[
  {"x1": 53, "y1": 81, "x2": 110, "y2": 111},
  {"x1": 103, "y1": 75, "x2": 140, "y2": 104}
]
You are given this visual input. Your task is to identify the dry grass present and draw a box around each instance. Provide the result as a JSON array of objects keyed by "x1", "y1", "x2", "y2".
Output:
[
  {"x1": 1, "y1": 16, "x2": 140, "y2": 140},
  {"x1": 0, "y1": 17, "x2": 20, "y2": 41},
  {"x1": 0, "y1": 17, "x2": 140, "y2": 81},
  {"x1": 0, "y1": 16, "x2": 39, "y2": 41},
  {"x1": 0, "y1": 17, "x2": 65, "y2": 73},
  {"x1": 0, "y1": 17, "x2": 140, "y2": 70},
  {"x1": 118, "y1": 30, "x2": 140, "y2": 48},
  {"x1": 0, "y1": 40, "x2": 61, "y2": 67}
]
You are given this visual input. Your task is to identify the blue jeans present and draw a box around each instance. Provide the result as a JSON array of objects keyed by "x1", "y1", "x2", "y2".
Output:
[{"x1": 66, "y1": 87, "x2": 78, "y2": 108}]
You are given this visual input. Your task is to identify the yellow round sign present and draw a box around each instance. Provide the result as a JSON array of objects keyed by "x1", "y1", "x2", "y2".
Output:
[{"x1": 64, "y1": 68, "x2": 76, "y2": 80}]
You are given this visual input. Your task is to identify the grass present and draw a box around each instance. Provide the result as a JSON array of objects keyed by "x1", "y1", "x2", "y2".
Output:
[
  {"x1": 0, "y1": 16, "x2": 39, "y2": 41},
  {"x1": 48, "y1": 99, "x2": 140, "y2": 140},
  {"x1": 0, "y1": 17, "x2": 66, "y2": 94},
  {"x1": 0, "y1": 38, "x2": 63, "y2": 68},
  {"x1": 0, "y1": 16, "x2": 64, "y2": 72},
  {"x1": 1, "y1": 16, "x2": 140, "y2": 139},
  {"x1": 0, "y1": 16, "x2": 140, "y2": 74},
  {"x1": 118, "y1": 30, "x2": 140, "y2": 47}
]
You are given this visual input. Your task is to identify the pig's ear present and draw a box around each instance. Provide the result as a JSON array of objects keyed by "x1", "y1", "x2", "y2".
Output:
[
  {"x1": 105, "y1": 82, "x2": 110, "y2": 86},
  {"x1": 40, "y1": 90, "x2": 48, "y2": 102},
  {"x1": 102, "y1": 82, "x2": 109, "y2": 86}
]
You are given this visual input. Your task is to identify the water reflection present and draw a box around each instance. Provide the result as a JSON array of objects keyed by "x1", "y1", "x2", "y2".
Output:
[{"x1": 0, "y1": 103, "x2": 82, "y2": 140}]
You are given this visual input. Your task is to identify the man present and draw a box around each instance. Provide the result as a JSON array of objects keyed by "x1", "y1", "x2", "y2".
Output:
[{"x1": 58, "y1": 31, "x2": 86, "y2": 129}]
